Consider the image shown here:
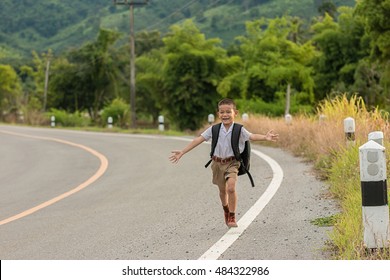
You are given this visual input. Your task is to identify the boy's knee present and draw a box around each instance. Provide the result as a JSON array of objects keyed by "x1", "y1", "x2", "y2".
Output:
[{"x1": 226, "y1": 178, "x2": 236, "y2": 193}]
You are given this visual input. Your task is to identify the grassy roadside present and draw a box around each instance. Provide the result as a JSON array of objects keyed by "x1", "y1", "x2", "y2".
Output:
[{"x1": 239, "y1": 95, "x2": 390, "y2": 259}]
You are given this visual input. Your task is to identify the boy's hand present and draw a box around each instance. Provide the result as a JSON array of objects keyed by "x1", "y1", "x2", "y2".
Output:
[
  {"x1": 169, "y1": 150, "x2": 184, "y2": 163},
  {"x1": 265, "y1": 130, "x2": 279, "y2": 142}
]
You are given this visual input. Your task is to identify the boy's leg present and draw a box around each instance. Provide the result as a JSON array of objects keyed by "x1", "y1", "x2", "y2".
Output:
[
  {"x1": 213, "y1": 162, "x2": 230, "y2": 222},
  {"x1": 226, "y1": 177, "x2": 237, "y2": 213},
  {"x1": 226, "y1": 177, "x2": 238, "y2": 227},
  {"x1": 218, "y1": 183, "x2": 229, "y2": 225},
  {"x1": 212, "y1": 160, "x2": 239, "y2": 227},
  {"x1": 217, "y1": 183, "x2": 228, "y2": 206},
  {"x1": 217, "y1": 175, "x2": 238, "y2": 228}
]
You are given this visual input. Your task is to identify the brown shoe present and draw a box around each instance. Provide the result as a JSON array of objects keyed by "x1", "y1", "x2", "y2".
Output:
[
  {"x1": 224, "y1": 211, "x2": 229, "y2": 225},
  {"x1": 227, "y1": 213, "x2": 238, "y2": 228},
  {"x1": 223, "y1": 205, "x2": 229, "y2": 225}
]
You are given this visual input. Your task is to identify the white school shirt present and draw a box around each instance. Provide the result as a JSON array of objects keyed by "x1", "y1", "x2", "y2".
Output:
[{"x1": 201, "y1": 123, "x2": 252, "y2": 158}]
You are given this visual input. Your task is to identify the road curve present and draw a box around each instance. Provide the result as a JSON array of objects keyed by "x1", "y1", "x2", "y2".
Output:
[
  {"x1": 0, "y1": 125, "x2": 337, "y2": 260},
  {"x1": 0, "y1": 129, "x2": 108, "y2": 226}
]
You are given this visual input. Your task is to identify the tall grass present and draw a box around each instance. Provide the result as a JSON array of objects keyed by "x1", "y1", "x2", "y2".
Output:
[{"x1": 237, "y1": 94, "x2": 390, "y2": 259}]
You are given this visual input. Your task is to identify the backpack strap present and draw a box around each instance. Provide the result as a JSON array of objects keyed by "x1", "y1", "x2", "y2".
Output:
[
  {"x1": 231, "y1": 123, "x2": 242, "y2": 161},
  {"x1": 243, "y1": 162, "x2": 255, "y2": 187},
  {"x1": 204, "y1": 123, "x2": 222, "y2": 168},
  {"x1": 232, "y1": 123, "x2": 255, "y2": 188},
  {"x1": 210, "y1": 123, "x2": 222, "y2": 158}
]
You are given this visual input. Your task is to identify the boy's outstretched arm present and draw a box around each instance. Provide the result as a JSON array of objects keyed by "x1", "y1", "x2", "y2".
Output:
[
  {"x1": 250, "y1": 129, "x2": 279, "y2": 142},
  {"x1": 169, "y1": 135, "x2": 206, "y2": 164}
]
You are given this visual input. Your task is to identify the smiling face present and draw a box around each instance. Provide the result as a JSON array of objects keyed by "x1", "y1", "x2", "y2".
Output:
[{"x1": 218, "y1": 103, "x2": 237, "y2": 128}]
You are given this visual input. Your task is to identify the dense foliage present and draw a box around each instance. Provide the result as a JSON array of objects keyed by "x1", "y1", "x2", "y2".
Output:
[
  {"x1": 0, "y1": 0, "x2": 388, "y2": 130},
  {"x1": 0, "y1": 0, "x2": 355, "y2": 58}
]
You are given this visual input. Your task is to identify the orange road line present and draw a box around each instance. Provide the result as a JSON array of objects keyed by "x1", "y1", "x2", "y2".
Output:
[{"x1": 0, "y1": 130, "x2": 109, "y2": 226}]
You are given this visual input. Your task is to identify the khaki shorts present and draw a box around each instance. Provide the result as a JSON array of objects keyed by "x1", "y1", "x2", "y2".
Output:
[{"x1": 211, "y1": 160, "x2": 240, "y2": 187}]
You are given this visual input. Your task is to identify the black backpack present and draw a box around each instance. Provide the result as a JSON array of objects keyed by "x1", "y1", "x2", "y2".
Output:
[{"x1": 204, "y1": 123, "x2": 255, "y2": 187}]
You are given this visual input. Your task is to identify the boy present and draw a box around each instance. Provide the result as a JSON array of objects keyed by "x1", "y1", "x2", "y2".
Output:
[{"x1": 169, "y1": 98, "x2": 278, "y2": 227}]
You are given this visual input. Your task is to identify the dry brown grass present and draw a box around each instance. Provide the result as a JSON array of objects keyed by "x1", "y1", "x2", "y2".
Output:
[
  {"x1": 234, "y1": 95, "x2": 389, "y2": 176},
  {"x1": 232, "y1": 94, "x2": 390, "y2": 259}
]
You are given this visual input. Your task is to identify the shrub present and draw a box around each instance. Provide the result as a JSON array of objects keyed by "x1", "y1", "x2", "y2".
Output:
[
  {"x1": 101, "y1": 98, "x2": 130, "y2": 128},
  {"x1": 236, "y1": 96, "x2": 313, "y2": 117},
  {"x1": 47, "y1": 109, "x2": 90, "y2": 127}
]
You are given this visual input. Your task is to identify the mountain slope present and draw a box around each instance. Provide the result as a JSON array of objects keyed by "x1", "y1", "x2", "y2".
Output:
[{"x1": 0, "y1": 0, "x2": 355, "y2": 60}]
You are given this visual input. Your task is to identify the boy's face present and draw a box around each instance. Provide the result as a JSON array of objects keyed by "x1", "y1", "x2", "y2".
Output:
[{"x1": 218, "y1": 104, "x2": 237, "y2": 127}]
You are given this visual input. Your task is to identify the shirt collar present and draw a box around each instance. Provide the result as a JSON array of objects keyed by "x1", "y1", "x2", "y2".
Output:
[{"x1": 221, "y1": 122, "x2": 234, "y2": 134}]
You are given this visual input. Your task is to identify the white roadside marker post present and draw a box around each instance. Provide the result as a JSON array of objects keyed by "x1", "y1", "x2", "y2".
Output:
[
  {"x1": 368, "y1": 131, "x2": 384, "y2": 146},
  {"x1": 158, "y1": 115, "x2": 165, "y2": 131},
  {"x1": 51, "y1": 116, "x2": 55, "y2": 128},
  {"x1": 208, "y1": 114, "x2": 215, "y2": 125},
  {"x1": 319, "y1": 114, "x2": 326, "y2": 124},
  {"x1": 107, "y1": 116, "x2": 113, "y2": 129},
  {"x1": 242, "y1": 113, "x2": 249, "y2": 122},
  {"x1": 344, "y1": 117, "x2": 355, "y2": 145},
  {"x1": 359, "y1": 140, "x2": 389, "y2": 249},
  {"x1": 285, "y1": 114, "x2": 292, "y2": 125}
]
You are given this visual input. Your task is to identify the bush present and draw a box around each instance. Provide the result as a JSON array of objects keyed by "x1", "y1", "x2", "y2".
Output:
[
  {"x1": 101, "y1": 98, "x2": 130, "y2": 128},
  {"x1": 236, "y1": 96, "x2": 313, "y2": 116},
  {"x1": 47, "y1": 109, "x2": 90, "y2": 127}
]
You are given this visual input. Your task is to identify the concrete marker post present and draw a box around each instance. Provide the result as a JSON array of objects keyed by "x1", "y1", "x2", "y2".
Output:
[
  {"x1": 208, "y1": 114, "x2": 215, "y2": 125},
  {"x1": 359, "y1": 140, "x2": 389, "y2": 249},
  {"x1": 107, "y1": 116, "x2": 113, "y2": 129},
  {"x1": 50, "y1": 116, "x2": 55, "y2": 128},
  {"x1": 158, "y1": 115, "x2": 165, "y2": 131},
  {"x1": 18, "y1": 111, "x2": 24, "y2": 124},
  {"x1": 368, "y1": 131, "x2": 384, "y2": 146},
  {"x1": 285, "y1": 114, "x2": 292, "y2": 125},
  {"x1": 343, "y1": 117, "x2": 355, "y2": 145},
  {"x1": 319, "y1": 114, "x2": 326, "y2": 124}
]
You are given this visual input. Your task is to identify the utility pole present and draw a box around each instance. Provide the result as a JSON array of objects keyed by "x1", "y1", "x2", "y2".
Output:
[
  {"x1": 113, "y1": 0, "x2": 149, "y2": 128},
  {"x1": 43, "y1": 50, "x2": 52, "y2": 112},
  {"x1": 43, "y1": 58, "x2": 50, "y2": 112}
]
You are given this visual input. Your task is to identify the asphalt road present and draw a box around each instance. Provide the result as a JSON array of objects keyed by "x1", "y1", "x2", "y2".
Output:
[{"x1": 0, "y1": 125, "x2": 338, "y2": 260}]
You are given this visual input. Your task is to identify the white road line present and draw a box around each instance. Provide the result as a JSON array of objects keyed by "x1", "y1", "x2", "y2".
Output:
[
  {"x1": 198, "y1": 149, "x2": 284, "y2": 260},
  {"x1": 166, "y1": 134, "x2": 285, "y2": 259}
]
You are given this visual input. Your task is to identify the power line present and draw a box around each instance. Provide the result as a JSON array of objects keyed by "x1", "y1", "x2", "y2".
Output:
[
  {"x1": 142, "y1": 0, "x2": 199, "y2": 32},
  {"x1": 140, "y1": 0, "x2": 239, "y2": 38}
]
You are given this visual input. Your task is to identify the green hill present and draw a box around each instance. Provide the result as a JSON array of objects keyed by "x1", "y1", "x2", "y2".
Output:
[{"x1": 0, "y1": 0, "x2": 355, "y2": 60}]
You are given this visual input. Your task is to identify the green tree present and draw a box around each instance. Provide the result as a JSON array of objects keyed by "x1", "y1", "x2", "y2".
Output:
[
  {"x1": 235, "y1": 17, "x2": 316, "y2": 108},
  {"x1": 136, "y1": 49, "x2": 165, "y2": 123},
  {"x1": 0, "y1": 64, "x2": 22, "y2": 119},
  {"x1": 311, "y1": 9, "x2": 369, "y2": 100},
  {"x1": 51, "y1": 29, "x2": 121, "y2": 122},
  {"x1": 135, "y1": 30, "x2": 163, "y2": 56},
  {"x1": 353, "y1": 59, "x2": 384, "y2": 106},
  {"x1": 161, "y1": 20, "x2": 228, "y2": 130},
  {"x1": 355, "y1": 0, "x2": 390, "y2": 61},
  {"x1": 355, "y1": 0, "x2": 390, "y2": 101},
  {"x1": 48, "y1": 57, "x2": 82, "y2": 112},
  {"x1": 17, "y1": 50, "x2": 53, "y2": 112},
  {"x1": 317, "y1": 0, "x2": 337, "y2": 17}
]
